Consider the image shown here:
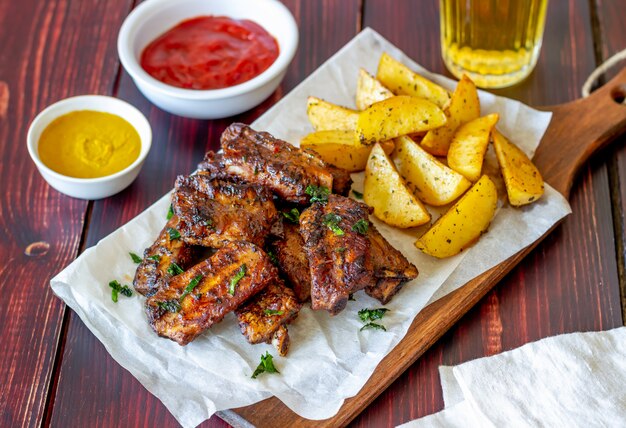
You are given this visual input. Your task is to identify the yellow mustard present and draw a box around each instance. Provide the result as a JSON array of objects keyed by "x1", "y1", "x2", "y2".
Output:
[{"x1": 38, "y1": 110, "x2": 141, "y2": 179}]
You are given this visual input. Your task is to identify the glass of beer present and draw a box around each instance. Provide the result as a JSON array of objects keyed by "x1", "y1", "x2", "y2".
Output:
[{"x1": 440, "y1": 0, "x2": 548, "y2": 88}]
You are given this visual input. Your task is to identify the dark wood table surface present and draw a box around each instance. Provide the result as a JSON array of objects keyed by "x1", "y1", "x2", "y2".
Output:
[{"x1": 1, "y1": 0, "x2": 625, "y2": 427}]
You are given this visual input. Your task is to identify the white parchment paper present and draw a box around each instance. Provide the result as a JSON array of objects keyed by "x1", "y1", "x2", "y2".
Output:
[{"x1": 50, "y1": 28, "x2": 571, "y2": 428}]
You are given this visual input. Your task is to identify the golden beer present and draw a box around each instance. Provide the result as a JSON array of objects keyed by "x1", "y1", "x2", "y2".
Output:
[{"x1": 440, "y1": 0, "x2": 548, "y2": 88}]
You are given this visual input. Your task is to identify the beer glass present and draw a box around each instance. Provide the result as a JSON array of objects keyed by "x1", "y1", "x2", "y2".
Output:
[{"x1": 440, "y1": 0, "x2": 548, "y2": 88}]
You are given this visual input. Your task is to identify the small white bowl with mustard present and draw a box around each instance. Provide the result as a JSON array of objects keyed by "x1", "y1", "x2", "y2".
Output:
[{"x1": 27, "y1": 95, "x2": 152, "y2": 200}]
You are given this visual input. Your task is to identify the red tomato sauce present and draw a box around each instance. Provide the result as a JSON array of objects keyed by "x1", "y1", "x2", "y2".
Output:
[{"x1": 140, "y1": 16, "x2": 279, "y2": 90}]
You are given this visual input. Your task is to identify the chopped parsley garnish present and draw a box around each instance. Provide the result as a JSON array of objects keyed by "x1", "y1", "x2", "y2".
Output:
[
  {"x1": 305, "y1": 185, "x2": 330, "y2": 204},
  {"x1": 282, "y1": 208, "x2": 300, "y2": 223},
  {"x1": 358, "y1": 307, "x2": 389, "y2": 322},
  {"x1": 109, "y1": 280, "x2": 132, "y2": 303},
  {"x1": 336, "y1": 247, "x2": 346, "y2": 253},
  {"x1": 360, "y1": 323, "x2": 387, "y2": 331},
  {"x1": 180, "y1": 274, "x2": 202, "y2": 300},
  {"x1": 251, "y1": 351, "x2": 280, "y2": 379},
  {"x1": 352, "y1": 190, "x2": 364, "y2": 200},
  {"x1": 264, "y1": 309, "x2": 284, "y2": 316},
  {"x1": 167, "y1": 262, "x2": 184, "y2": 276},
  {"x1": 129, "y1": 252, "x2": 143, "y2": 263},
  {"x1": 322, "y1": 213, "x2": 344, "y2": 236},
  {"x1": 267, "y1": 250, "x2": 279, "y2": 266},
  {"x1": 352, "y1": 219, "x2": 369, "y2": 235},
  {"x1": 148, "y1": 254, "x2": 161, "y2": 262},
  {"x1": 167, "y1": 227, "x2": 181, "y2": 240},
  {"x1": 156, "y1": 300, "x2": 181, "y2": 313},
  {"x1": 358, "y1": 308, "x2": 389, "y2": 332},
  {"x1": 229, "y1": 264, "x2": 247, "y2": 295},
  {"x1": 166, "y1": 204, "x2": 174, "y2": 220}
]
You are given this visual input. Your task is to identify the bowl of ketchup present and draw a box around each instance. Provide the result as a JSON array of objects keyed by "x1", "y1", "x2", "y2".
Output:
[{"x1": 118, "y1": 0, "x2": 298, "y2": 119}]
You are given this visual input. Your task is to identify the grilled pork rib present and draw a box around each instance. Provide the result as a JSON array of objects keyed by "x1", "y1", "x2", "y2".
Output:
[
  {"x1": 173, "y1": 174, "x2": 277, "y2": 248},
  {"x1": 299, "y1": 194, "x2": 374, "y2": 315},
  {"x1": 198, "y1": 123, "x2": 352, "y2": 203},
  {"x1": 366, "y1": 225, "x2": 419, "y2": 304},
  {"x1": 146, "y1": 241, "x2": 278, "y2": 345},
  {"x1": 235, "y1": 280, "x2": 301, "y2": 355},
  {"x1": 133, "y1": 215, "x2": 198, "y2": 297},
  {"x1": 269, "y1": 222, "x2": 312, "y2": 302}
]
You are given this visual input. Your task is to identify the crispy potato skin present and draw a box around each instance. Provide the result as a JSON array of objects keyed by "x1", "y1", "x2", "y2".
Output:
[
  {"x1": 364, "y1": 143, "x2": 431, "y2": 228},
  {"x1": 415, "y1": 175, "x2": 498, "y2": 258},
  {"x1": 356, "y1": 68, "x2": 393, "y2": 110},
  {"x1": 307, "y1": 96, "x2": 359, "y2": 131},
  {"x1": 493, "y1": 129, "x2": 544, "y2": 206},
  {"x1": 447, "y1": 113, "x2": 499, "y2": 182}
]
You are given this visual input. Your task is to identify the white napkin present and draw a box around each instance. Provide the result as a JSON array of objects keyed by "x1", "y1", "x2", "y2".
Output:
[{"x1": 399, "y1": 327, "x2": 626, "y2": 427}]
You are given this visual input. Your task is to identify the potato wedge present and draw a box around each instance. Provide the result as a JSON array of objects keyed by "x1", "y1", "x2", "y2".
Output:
[
  {"x1": 393, "y1": 136, "x2": 471, "y2": 206},
  {"x1": 301, "y1": 131, "x2": 394, "y2": 172},
  {"x1": 415, "y1": 175, "x2": 498, "y2": 258},
  {"x1": 447, "y1": 113, "x2": 499, "y2": 182},
  {"x1": 306, "y1": 96, "x2": 358, "y2": 131},
  {"x1": 364, "y1": 143, "x2": 431, "y2": 228},
  {"x1": 492, "y1": 129, "x2": 544, "y2": 206},
  {"x1": 356, "y1": 96, "x2": 446, "y2": 145},
  {"x1": 376, "y1": 53, "x2": 451, "y2": 109},
  {"x1": 356, "y1": 68, "x2": 394, "y2": 110},
  {"x1": 421, "y1": 75, "x2": 480, "y2": 156}
]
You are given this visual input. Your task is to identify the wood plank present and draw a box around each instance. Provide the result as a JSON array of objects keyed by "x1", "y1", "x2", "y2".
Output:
[
  {"x1": 0, "y1": 0, "x2": 134, "y2": 426},
  {"x1": 48, "y1": 1, "x2": 362, "y2": 427},
  {"x1": 593, "y1": 0, "x2": 626, "y2": 323},
  {"x1": 351, "y1": 0, "x2": 624, "y2": 426}
]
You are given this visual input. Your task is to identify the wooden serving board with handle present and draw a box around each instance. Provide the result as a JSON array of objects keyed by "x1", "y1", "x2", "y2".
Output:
[{"x1": 218, "y1": 68, "x2": 626, "y2": 428}]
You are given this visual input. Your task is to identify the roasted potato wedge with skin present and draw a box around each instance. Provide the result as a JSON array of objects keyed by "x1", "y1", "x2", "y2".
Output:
[
  {"x1": 306, "y1": 96, "x2": 358, "y2": 131},
  {"x1": 415, "y1": 175, "x2": 498, "y2": 258},
  {"x1": 393, "y1": 136, "x2": 471, "y2": 206},
  {"x1": 376, "y1": 52, "x2": 451, "y2": 109},
  {"x1": 364, "y1": 143, "x2": 431, "y2": 228},
  {"x1": 492, "y1": 129, "x2": 544, "y2": 206},
  {"x1": 356, "y1": 96, "x2": 446, "y2": 145},
  {"x1": 301, "y1": 131, "x2": 393, "y2": 172},
  {"x1": 356, "y1": 68, "x2": 394, "y2": 110},
  {"x1": 421, "y1": 75, "x2": 481, "y2": 156},
  {"x1": 447, "y1": 113, "x2": 499, "y2": 182}
]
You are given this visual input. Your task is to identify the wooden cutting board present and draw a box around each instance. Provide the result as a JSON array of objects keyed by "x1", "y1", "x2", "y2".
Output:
[{"x1": 217, "y1": 68, "x2": 626, "y2": 428}]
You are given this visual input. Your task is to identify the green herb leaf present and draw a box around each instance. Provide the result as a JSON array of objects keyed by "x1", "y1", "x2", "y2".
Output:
[
  {"x1": 148, "y1": 254, "x2": 161, "y2": 262},
  {"x1": 358, "y1": 307, "x2": 389, "y2": 322},
  {"x1": 167, "y1": 204, "x2": 174, "y2": 220},
  {"x1": 267, "y1": 250, "x2": 279, "y2": 266},
  {"x1": 336, "y1": 247, "x2": 346, "y2": 253},
  {"x1": 109, "y1": 280, "x2": 133, "y2": 302},
  {"x1": 352, "y1": 190, "x2": 364, "y2": 200},
  {"x1": 305, "y1": 185, "x2": 330, "y2": 204},
  {"x1": 129, "y1": 252, "x2": 143, "y2": 263},
  {"x1": 263, "y1": 309, "x2": 284, "y2": 316},
  {"x1": 167, "y1": 262, "x2": 184, "y2": 276},
  {"x1": 156, "y1": 300, "x2": 181, "y2": 313},
  {"x1": 229, "y1": 264, "x2": 247, "y2": 295},
  {"x1": 180, "y1": 274, "x2": 203, "y2": 300},
  {"x1": 351, "y1": 219, "x2": 369, "y2": 235},
  {"x1": 322, "y1": 213, "x2": 344, "y2": 236},
  {"x1": 282, "y1": 208, "x2": 300, "y2": 223},
  {"x1": 167, "y1": 227, "x2": 181, "y2": 240},
  {"x1": 251, "y1": 351, "x2": 280, "y2": 379},
  {"x1": 360, "y1": 322, "x2": 387, "y2": 331}
]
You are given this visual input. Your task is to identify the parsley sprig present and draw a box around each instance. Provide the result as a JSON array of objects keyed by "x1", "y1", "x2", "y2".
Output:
[
  {"x1": 251, "y1": 352, "x2": 280, "y2": 379},
  {"x1": 264, "y1": 309, "x2": 284, "y2": 316},
  {"x1": 109, "y1": 280, "x2": 133, "y2": 303},
  {"x1": 352, "y1": 219, "x2": 369, "y2": 235},
  {"x1": 305, "y1": 185, "x2": 330, "y2": 204},
  {"x1": 166, "y1": 204, "x2": 174, "y2": 220},
  {"x1": 322, "y1": 213, "x2": 344, "y2": 236},
  {"x1": 156, "y1": 300, "x2": 181, "y2": 313},
  {"x1": 358, "y1": 307, "x2": 389, "y2": 331},
  {"x1": 167, "y1": 262, "x2": 184, "y2": 276},
  {"x1": 167, "y1": 227, "x2": 181, "y2": 240},
  {"x1": 180, "y1": 274, "x2": 203, "y2": 300},
  {"x1": 282, "y1": 208, "x2": 300, "y2": 223},
  {"x1": 352, "y1": 190, "x2": 364, "y2": 200},
  {"x1": 129, "y1": 252, "x2": 143, "y2": 263},
  {"x1": 229, "y1": 264, "x2": 247, "y2": 295}
]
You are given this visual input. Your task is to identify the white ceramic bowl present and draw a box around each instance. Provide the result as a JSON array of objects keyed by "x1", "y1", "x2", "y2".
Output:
[
  {"x1": 117, "y1": 0, "x2": 299, "y2": 119},
  {"x1": 27, "y1": 95, "x2": 152, "y2": 200}
]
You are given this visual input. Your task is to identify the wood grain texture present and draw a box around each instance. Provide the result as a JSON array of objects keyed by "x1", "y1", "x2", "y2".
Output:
[
  {"x1": 593, "y1": 0, "x2": 626, "y2": 324},
  {"x1": 48, "y1": 1, "x2": 362, "y2": 427},
  {"x1": 0, "y1": 0, "x2": 133, "y2": 426}
]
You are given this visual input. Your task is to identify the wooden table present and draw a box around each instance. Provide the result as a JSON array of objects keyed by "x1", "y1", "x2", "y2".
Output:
[{"x1": 1, "y1": 1, "x2": 624, "y2": 427}]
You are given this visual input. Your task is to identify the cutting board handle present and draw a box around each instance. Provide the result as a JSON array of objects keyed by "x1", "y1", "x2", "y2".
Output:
[{"x1": 534, "y1": 67, "x2": 626, "y2": 198}]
